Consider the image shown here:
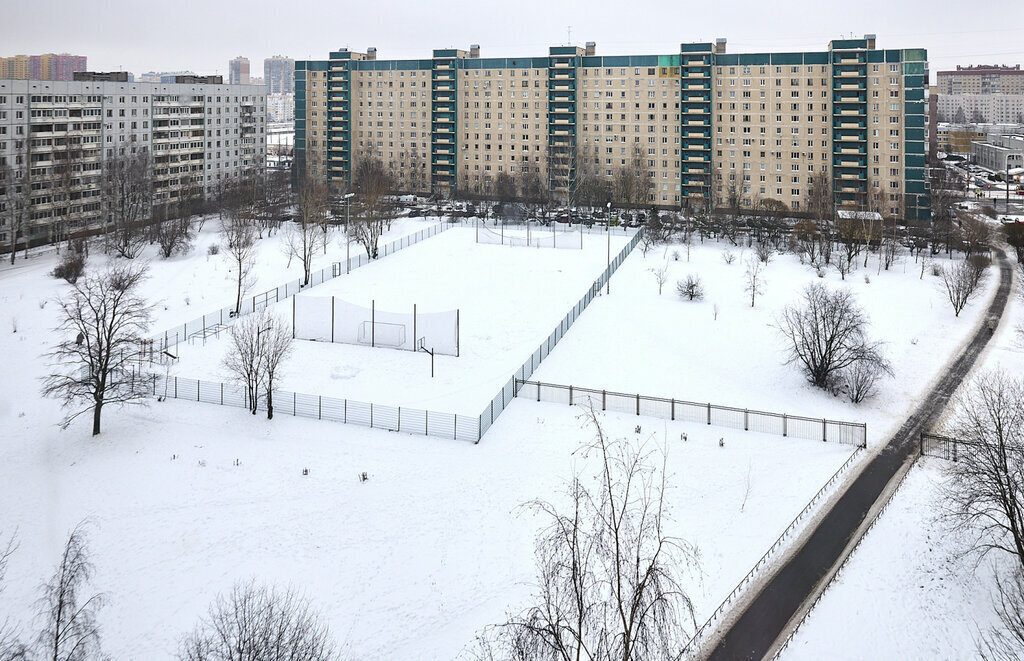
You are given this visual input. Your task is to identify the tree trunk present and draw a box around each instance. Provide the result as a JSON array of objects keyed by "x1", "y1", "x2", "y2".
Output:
[
  {"x1": 266, "y1": 388, "x2": 274, "y2": 420},
  {"x1": 92, "y1": 401, "x2": 102, "y2": 436}
]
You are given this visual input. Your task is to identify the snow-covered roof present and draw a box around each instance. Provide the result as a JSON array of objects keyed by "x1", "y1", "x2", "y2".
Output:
[{"x1": 836, "y1": 210, "x2": 884, "y2": 221}]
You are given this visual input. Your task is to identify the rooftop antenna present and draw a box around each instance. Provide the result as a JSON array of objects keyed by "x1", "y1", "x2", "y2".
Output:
[{"x1": 567, "y1": 25, "x2": 572, "y2": 45}]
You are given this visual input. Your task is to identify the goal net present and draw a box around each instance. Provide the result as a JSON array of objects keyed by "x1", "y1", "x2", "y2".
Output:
[
  {"x1": 476, "y1": 225, "x2": 582, "y2": 249},
  {"x1": 292, "y1": 295, "x2": 459, "y2": 356}
]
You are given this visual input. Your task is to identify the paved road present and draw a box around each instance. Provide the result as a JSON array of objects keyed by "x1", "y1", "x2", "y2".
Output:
[{"x1": 707, "y1": 249, "x2": 1015, "y2": 661}]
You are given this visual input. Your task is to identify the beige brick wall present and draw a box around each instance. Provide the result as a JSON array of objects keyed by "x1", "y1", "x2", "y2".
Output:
[{"x1": 352, "y1": 69, "x2": 431, "y2": 192}]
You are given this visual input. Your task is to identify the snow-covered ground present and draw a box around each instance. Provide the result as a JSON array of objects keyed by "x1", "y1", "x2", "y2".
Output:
[
  {"x1": 167, "y1": 227, "x2": 631, "y2": 412},
  {"x1": 0, "y1": 220, "x2": 858, "y2": 659},
  {"x1": 531, "y1": 238, "x2": 999, "y2": 447},
  {"x1": 780, "y1": 259, "x2": 1024, "y2": 660},
  {"x1": 0, "y1": 218, "x2": 1006, "y2": 659}
]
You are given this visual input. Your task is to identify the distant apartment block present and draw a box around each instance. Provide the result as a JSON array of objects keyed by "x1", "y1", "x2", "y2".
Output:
[
  {"x1": 0, "y1": 75, "x2": 266, "y2": 248},
  {"x1": 937, "y1": 65, "x2": 1024, "y2": 95},
  {"x1": 264, "y1": 55, "x2": 295, "y2": 95},
  {"x1": 296, "y1": 35, "x2": 929, "y2": 221},
  {"x1": 229, "y1": 56, "x2": 250, "y2": 85},
  {"x1": 267, "y1": 92, "x2": 294, "y2": 122},
  {"x1": 139, "y1": 71, "x2": 197, "y2": 83},
  {"x1": 0, "y1": 53, "x2": 87, "y2": 81},
  {"x1": 935, "y1": 92, "x2": 1024, "y2": 124}
]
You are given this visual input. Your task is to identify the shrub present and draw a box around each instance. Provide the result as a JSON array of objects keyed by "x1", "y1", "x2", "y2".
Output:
[
  {"x1": 51, "y1": 250, "x2": 86, "y2": 284},
  {"x1": 721, "y1": 249, "x2": 736, "y2": 265},
  {"x1": 676, "y1": 274, "x2": 704, "y2": 301},
  {"x1": 207, "y1": 243, "x2": 220, "y2": 256}
]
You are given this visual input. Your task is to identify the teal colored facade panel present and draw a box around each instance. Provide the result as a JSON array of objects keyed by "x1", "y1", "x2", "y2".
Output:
[
  {"x1": 905, "y1": 101, "x2": 924, "y2": 115},
  {"x1": 681, "y1": 43, "x2": 713, "y2": 52},
  {"x1": 771, "y1": 52, "x2": 804, "y2": 65},
  {"x1": 906, "y1": 154, "x2": 926, "y2": 168},
  {"x1": 906, "y1": 114, "x2": 925, "y2": 128},
  {"x1": 714, "y1": 54, "x2": 740, "y2": 66},
  {"x1": 905, "y1": 88, "x2": 924, "y2": 101},
  {"x1": 906, "y1": 128, "x2": 925, "y2": 142},
  {"x1": 832, "y1": 39, "x2": 869, "y2": 50},
  {"x1": 906, "y1": 180, "x2": 927, "y2": 194},
  {"x1": 867, "y1": 51, "x2": 884, "y2": 63}
]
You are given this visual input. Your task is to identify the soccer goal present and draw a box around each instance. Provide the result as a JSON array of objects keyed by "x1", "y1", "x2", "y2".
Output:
[{"x1": 292, "y1": 295, "x2": 460, "y2": 356}]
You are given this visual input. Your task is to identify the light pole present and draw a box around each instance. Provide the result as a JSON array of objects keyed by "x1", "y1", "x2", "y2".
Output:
[
  {"x1": 606, "y1": 201, "x2": 612, "y2": 295},
  {"x1": 343, "y1": 192, "x2": 355, "y2": 273}
]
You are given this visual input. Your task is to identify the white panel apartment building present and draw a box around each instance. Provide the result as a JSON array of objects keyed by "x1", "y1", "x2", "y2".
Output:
[{"x1": 0, "y1": 75, "x2": 265, "y2": 249}]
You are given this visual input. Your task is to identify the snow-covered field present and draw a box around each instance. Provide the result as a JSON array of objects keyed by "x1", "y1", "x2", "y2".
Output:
[
  {"x1": 0, "y1": 218, "x2": 1004, "y2": 659},
  {"x1": 779, "y1": 264, "x2": 1024, "y2": 661},
  {"x1": 165, "y1": 227, "x2": 631, "y2": 412},
  {"x1": 532, "y1": 238, "x2": 999, "y2": 447}
]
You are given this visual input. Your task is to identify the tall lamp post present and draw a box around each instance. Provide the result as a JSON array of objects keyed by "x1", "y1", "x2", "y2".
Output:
[
  {"x1": 343, "y1": 192, "x2": 355, "y2": 273},
  {"x1": 606, "y1": 201, "x2": 612, "y2": 295}
]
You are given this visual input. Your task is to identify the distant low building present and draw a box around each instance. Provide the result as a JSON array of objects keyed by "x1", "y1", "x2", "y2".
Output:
[
  {"x1": 139, "y1": 70, "x2": 196, "y2": 83},
  {"x1": 935, "y1": 122, "x2": 1024, "y2": 154},
  {"x1": 971, "y1": 134, "x2": 1024, "y2": 174}
]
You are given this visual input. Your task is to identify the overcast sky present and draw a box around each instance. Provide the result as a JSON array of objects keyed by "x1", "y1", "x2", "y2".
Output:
[{"x1": 2, "y1": 0, "x2": 1021, "y2": 83}]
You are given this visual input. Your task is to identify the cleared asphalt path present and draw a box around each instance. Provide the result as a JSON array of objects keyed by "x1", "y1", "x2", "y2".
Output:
[{"x1": 707, "y1": 248, "x2": 1014, "y2": 661}]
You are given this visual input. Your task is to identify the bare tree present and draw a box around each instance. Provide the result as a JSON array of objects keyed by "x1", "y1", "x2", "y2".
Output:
[
  {"x1": 1, "y1": 141, "x2": 30, "y2": 264},
  {"x1": 103, "y1": 149, "x2": 152, "y2": 259},
  {"x1": 613, "y1": 145, "x2": 652, "y2": 211},
  {"x1": 221, "y1": 310, "x2": 292, "y2": 419},
  {"x1": 943, "y1": 370, "x2": 1024, "y2": 568},
  {"x1": 676, "y1": 275, "x2": 704, "y2": 301},
  {"x1": 776, "y1": 283, "x2": 890, "y2": 393},
  {"x1": 286, "y1": 178, "x2": 328, "y2": 286},
  {"x1": 978, "y1": 568, "x2": 1024, "y2": 661},
  {"x1": 843, "y1": 354, "x2": 894, "y2": 403},
  {"x1": 350, "y1": 151, "x2": 394, "y2": 259},
  {"x1": 41, "y1": 264, "x2": 154, "y2": 436},
  {"x1": 221, "y1": 212, "x2": 257, "y2": 316},
  {"x1": 941, "y1": 259, "x2": 988, "y2": 317},
  {"x1": 0, "y1": 531, "x2": 26, "y2": 661},
  {"x1": 649, "y1": 264, "x2": 668, "y2": 295},
  {"x1": 155, "y1": 203, "x2": 195, "y2": 259},
  {"x1": 35, "y1": 522, "x2": 104, "y2": 661},
  {"x1": 803, "y1": 175, "x2": 834, "y2": 265},
  {"x1": 832, "y1": 251, "x2": 855, "y2": 281},
  {"x1": 178, "y1": 581, "x2": 336, "y2": 661},
  {"x1": 743, "y1": 257, "x2": 765, "y2": 308},
  {"x1": 259, "y1": 313, "x2": 292, "y2": 421},
  {"x1": 470, "y1": 409, "x2": 699, "y2": 661},
  {"x1": 222, "y1": 311, "x2": 265, "y2": 415}
]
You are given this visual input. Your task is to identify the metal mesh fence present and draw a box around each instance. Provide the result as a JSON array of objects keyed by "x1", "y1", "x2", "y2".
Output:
[
  {"x1": 514, "y1": 379, "x2": 867, "y2": 447},
  {"x1": 151, "y1": 375, "x2": 479, "y2": 442},
  {"x1": 151, "y1": 223, "x2": 455, "y2": 353},
  {"x1": 478, "y1": 229, "x2": 644, "y2": 436}
]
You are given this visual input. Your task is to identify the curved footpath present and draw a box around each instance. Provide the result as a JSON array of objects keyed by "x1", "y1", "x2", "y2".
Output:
[{"x1": 707, "y1": 248, "x2": 1015, "y2": 661}]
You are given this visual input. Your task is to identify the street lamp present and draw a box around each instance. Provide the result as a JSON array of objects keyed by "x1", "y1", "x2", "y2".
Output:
[
  {"x1": 343, "y1": 192, "x2": 355, "y2": 273},
  {"x1": 606, "y1": 201, "x2": 612, "y2": 295}
]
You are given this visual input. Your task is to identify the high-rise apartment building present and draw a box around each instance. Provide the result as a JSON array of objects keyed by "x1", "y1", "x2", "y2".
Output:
[
  {"x1": 0, "y1": 76, "x2": 266, "y2": 249},
  {"x1": 0, "y1": 53, "x2": 87, "y2": 81},
  {"x1": 937, "y1": 65, "x2": 1024, "y2": 95},
  {"x1": 229, "y1": 57, "x2": 250, "y2": 85},
  {"x1": 264, "y1": 56, "x2": 294, "y2": 95},
  {"x1": 296, "y1": 35, "x2": 929, "y2": 221}
]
